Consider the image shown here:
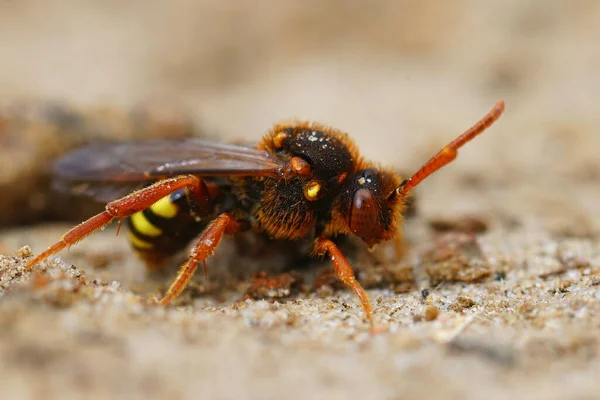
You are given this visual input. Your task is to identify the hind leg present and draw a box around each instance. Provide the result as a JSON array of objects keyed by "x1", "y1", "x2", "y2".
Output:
[{"x1": 26, "y1": 175, "x2": 211, "y2": 270}]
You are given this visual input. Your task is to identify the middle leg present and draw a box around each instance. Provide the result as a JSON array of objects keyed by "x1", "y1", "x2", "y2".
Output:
[{"x1": 159, "y1": 213, "x2": 240, "y2": 305}]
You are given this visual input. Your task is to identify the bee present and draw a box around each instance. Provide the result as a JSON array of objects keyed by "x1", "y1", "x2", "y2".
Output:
[{"x1": 26, "y1": 101, "x2": 505, "y2": 322}]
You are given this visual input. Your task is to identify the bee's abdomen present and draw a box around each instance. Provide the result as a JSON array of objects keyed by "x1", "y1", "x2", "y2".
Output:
[{"x1": 127, "y1": 189, "x2": 206, "y2": 264}]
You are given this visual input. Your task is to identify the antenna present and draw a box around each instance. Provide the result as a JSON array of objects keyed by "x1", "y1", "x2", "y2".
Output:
[{"x1": 391, "y1": 100, "x2": 505, "y2": 200}]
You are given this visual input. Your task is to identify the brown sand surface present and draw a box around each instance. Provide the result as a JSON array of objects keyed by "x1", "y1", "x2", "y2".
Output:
[{"x1": 1, "y1": 2, "x2": 600, "y2": 399}]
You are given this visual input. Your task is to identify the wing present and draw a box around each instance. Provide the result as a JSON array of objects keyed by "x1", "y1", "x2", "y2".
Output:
[{"x1": 53, "y1": 138, "x2": 283, "y2": 202}]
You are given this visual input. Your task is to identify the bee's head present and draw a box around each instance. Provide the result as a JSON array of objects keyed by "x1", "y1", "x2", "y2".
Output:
[
  {"x1": 337, "y1": 167, "x2": 406, "y2": 247},
  {"x1": 335, "y1": 101, "x2": 506, "y2": 246}
]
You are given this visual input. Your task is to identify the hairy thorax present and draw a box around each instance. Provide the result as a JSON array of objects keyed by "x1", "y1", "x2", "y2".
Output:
[{"x1": 254, "y1": 122, "x2": 360, "y2": 240}]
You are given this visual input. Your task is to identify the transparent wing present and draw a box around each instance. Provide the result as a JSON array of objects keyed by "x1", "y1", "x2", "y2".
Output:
[{"x1": 53, "y1": 138, "x2": 283, "y2": 202}]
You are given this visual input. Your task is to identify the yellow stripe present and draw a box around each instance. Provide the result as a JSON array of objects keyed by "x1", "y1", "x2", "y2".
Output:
[
  {"x1": 131, "y1": 212, "x2": 162, "y2": 237},
  {"x1": 128, "y1": 232, "x2": 154, "y2": 249},
  {"x1": 150, "y1": 196, "x2": 178, "y2": 219}
]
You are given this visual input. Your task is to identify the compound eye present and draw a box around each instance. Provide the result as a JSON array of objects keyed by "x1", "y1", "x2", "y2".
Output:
[{"x1": 349, "y1": 188, "x2": 381, "y2": 237}]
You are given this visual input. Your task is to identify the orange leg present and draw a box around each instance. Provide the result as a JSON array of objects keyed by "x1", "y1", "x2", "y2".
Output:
[
  {"x1": 26, "y1": 175, "x2": 211, "y2": 271},
  {"x1": 313, "y1": 237, "x2": 372, "y2": 322},
  {"x1": 159, "y1": 213, "x2": 239, "y2": 305}
]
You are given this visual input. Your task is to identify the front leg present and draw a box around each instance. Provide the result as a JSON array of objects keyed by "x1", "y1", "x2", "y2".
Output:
[
  {"x1": 159, "y1": 213, "x2": 239, "y2": 305},
  {"x1": 313, "y1": 237, "x2": 372, "y2": 322}
]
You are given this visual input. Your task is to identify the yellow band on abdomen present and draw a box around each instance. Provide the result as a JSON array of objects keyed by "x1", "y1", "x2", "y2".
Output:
[
  {"x1": 130, "y1": 212, "x2": 162, "y2": 237},
  {"x1": 150, "y1": 196, "x2": 179, "y2": 219},
  {"x1": 128, "y1": 232, "x2": 154, "y2": 249}
]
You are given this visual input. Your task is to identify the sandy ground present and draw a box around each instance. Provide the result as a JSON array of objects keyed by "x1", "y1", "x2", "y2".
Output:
[{"x1": 1, "y1": 1, "x2": 600, "y2": 399}]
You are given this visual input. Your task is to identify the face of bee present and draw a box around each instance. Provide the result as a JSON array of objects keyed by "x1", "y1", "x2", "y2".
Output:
[{"x1": 338, "y1": 168, "x2": 403, "y2": 246}]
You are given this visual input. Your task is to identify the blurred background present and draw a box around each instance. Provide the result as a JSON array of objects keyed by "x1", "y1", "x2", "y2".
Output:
[
  {"x1": 0, "y1": 0, "x2": 599, "y2": 232},
  {"x1": 1, "y1": 2, "x2": 600, "y2": 399}
]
